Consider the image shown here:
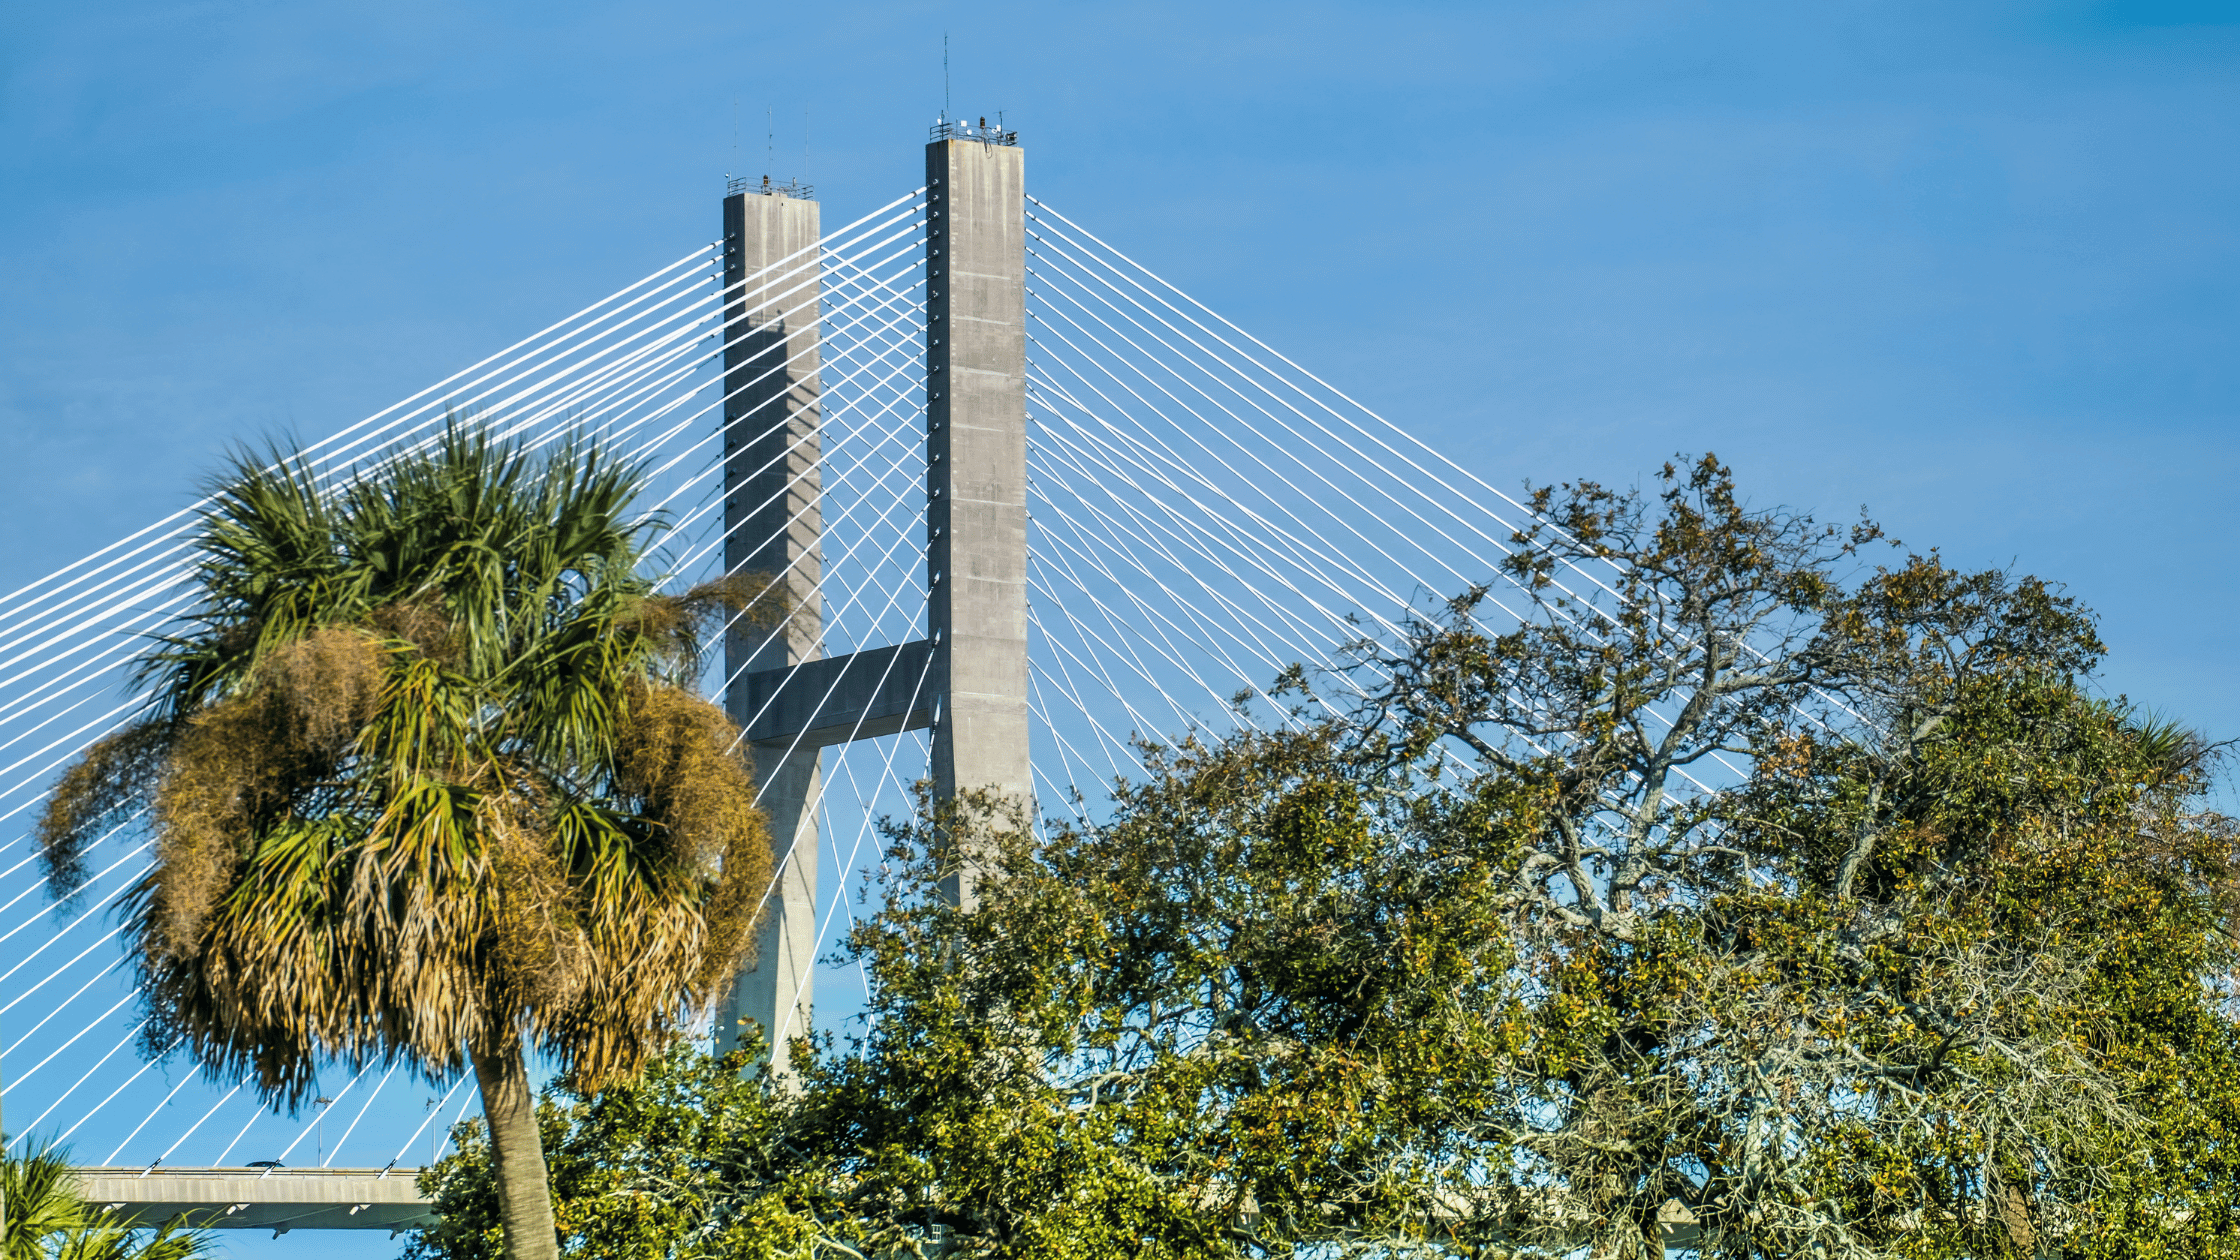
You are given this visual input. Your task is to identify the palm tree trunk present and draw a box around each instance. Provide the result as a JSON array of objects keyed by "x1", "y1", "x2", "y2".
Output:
[{"x1": 468, "y1": 1035, "x2": 558, "y2": 1260}]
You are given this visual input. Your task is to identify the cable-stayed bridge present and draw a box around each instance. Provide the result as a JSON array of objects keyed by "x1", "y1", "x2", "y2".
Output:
[{"x1": 0, "y1": 122, "x2": 1640, "y2": 1242}]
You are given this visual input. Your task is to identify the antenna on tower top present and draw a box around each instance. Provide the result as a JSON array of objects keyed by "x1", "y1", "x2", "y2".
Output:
[{"x1": 943, "y1": 33, "x2": 951, "y2": 121}]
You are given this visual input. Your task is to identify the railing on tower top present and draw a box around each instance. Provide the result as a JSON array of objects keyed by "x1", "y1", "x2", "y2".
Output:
[
  {"x1": 929, "y1": 117, "x2": 1017, "y2": 146},
  {"x1": 726, "y1": 174, "x2": 816, "y2": 200}
]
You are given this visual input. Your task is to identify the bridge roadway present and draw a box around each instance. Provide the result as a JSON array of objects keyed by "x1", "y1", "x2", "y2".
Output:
[
  {"x1": 72, "y1": 1166, "x2": 1707, "y2": 1248},
  {"x1": 72, "y1": 1166, "x2": 435, "y2": 1234}
]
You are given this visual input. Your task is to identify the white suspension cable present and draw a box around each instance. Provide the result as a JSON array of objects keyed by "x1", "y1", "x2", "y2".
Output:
[
  {"x1": 327, "y1": 1062, "x2": 397, "y2": 1166},
  {"x1": 1025, "y1": 272, "x2": 1738, "y2": 784},
  {"x1": 432, "y1": 1084, "x2": 477, "y2": 1163},
  {"x1": 0, "y1": 190, "x2": 921, "y2": 640},
  {"x1": 1034, "y1": 202, "x2": 1864, "y2": 749},
  {"x1": 105, "y1": 1056, "x2": 199, "y2": 1164},
  {"x1": 1, "y1": 1004, "x2": 145, "y2": 1143},
  {"x1": 0, "y1": 832, "x2": 150, "y2": 932},
  {"x1": 0, "y1": 253, "x2": 727, "y2": 661},
  {"x1": 1024, "y1": 667, "x2": 1117, "y2": 803},
  {"x1": 1025, "y1": 603, "x2": 1144, "y2": 778},
  {"x1": 1028, "y1": 413, "x2": 1413, "y2": 669},
  {"x1": 1026, "y1": 238, "x2": 1519, "y2": 591},
  {"x1": 272, "y1": 1062, "x2": 371, "y2": 1165},
  {"x1": 770, "y1": 637, "x2": 938, "y2": 1046},
  {"x1": 212, "y1": 1094, "x2": 268, "y2": 1167},
  {"x1": 0, "y1": 212, "x2": 930, "y2": 849},
  {"x1": 1023, "y1": 279, "x2": 1517, "y2": 626},
  {"x1": 55, "y1": 1032, "x2": 181, "y2": 1149},
  {"x1": 1025, "y1": 437, "x2": 1368, "y2": 713},
  {"x1": 389, "y1": 1073, "x2": 470, "y2": 1171},
  {"x1": 0, "y1": 885, "x2": 140, "y2": 1003},
  {"x1": 1023, "y1": 361, "x2": 1459, "y2": 638},
  {"x1": 1026, "y1": 498, "x2": 1270, "y2": 735},
  {"x1": 0, "y1": 246, "x2": 719, "y2": 617},
  {"x1": 3, "y1": 954, "x2": 129, "y2": 1060},
  {"x1": 155, "y1": 1079, "x2": 246, "y2": 1166}
]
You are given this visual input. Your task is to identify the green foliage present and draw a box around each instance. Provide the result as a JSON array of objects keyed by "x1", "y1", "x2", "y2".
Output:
[
  {"x1": 35, "y1": 420, "x2": 786, "y2": 1260},
  {"x1": 2, "y1": 1141, "x2": 214, "y2": 1260},
  {"x1": 38, "y1": 421, "x2": 777, "y2": 1098},
  {"x1": 408, "y1": 1043, "x2": 825, "y2": 1260},
  {"x1": 410, "y1": 455, "x2": 2240, "y2": 1259},
  {"x1": 793, "y1": 769, "x2": 1532, "y2": 1258}
]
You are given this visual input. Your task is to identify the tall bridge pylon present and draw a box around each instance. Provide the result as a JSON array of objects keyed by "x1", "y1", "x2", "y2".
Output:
[
  {"x1": 0, "y1": 116, "x2": 1574, "y2": 1233},
  {"x1": 713, "y1": 131, "x2": 1032, "y2": 1056}
]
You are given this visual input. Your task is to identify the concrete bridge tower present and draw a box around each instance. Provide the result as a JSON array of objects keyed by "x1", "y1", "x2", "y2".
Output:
[{"x1": 718, "y1": 124, "x2": 1030, "y2": 1057}]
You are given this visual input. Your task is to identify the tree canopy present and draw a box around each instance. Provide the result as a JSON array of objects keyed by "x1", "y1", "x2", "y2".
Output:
[
  {"x1": 36, "y1": 424, "x2": 780, "y2": 1260},
  {"x1": 3, "y1": 1141, "x2": 213, "y2": 1260},
  {"x1": 415, "y1": 457, "x2": 2240, "y2": 1260}
]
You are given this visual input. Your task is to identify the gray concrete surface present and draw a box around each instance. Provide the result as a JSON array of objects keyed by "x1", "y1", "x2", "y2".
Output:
[
  {"x1": 72, "y1": 1167, "x2": 434, "y2": 1234},
  {"x1": 715, "y1": 187, "x2": 826, "y2": 1060},
  {"x1": 924, "y1": 136, "x2": 1033, "y2": 909},
  {"x1": 741, "y1": 639, "x2": 933, "y2": 747}
]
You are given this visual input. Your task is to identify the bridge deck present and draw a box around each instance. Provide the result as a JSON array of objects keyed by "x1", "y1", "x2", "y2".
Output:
[{"x1": 73, "y1": 1167, "x2": 435, "y2": 1233}]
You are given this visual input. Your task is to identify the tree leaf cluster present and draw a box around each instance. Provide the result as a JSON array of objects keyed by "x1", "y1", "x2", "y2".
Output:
[
  {"x1": 2, "y1": 1141, "x2": 214, "y2": 1260},
  {"x1": 416, "y1": 456, "x2": 2240, "y2": 1260},
  {"x1": 34, "y1": 421, "x2": 792, "y2": 1260},
  {"x1": 409, "y1": 1043, "x2": 826, "y2": 1260},
  {"x1": 39, "y1": 423, "x2": 776, "y2": 1098}
]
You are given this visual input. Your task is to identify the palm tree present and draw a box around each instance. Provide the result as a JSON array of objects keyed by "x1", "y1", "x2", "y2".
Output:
[
  {"x1": 36, "y1": 423, "x2": 777, "y2": 1260},
  {"x1": 3, "y1": 1141, "x2": 212, "y2": 1260}
]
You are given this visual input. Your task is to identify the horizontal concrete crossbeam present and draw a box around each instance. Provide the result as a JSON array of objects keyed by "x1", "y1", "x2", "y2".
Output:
[
  {"x1": 72, "y1": 1166, "x2": 435, "y2": 1234},
  {"x1": 742, "y1": 639, "x2": 934, "y2": 749}
]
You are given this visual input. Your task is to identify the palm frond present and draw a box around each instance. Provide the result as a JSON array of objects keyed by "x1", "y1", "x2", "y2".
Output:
[{"x1": 39, "y1": 410, "x2": 778, "y2": 1145}]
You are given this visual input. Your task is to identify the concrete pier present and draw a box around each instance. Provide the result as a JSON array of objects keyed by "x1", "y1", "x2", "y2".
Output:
[
  {"x1": 713, "y1": 130, "x2": 1032, "y2": 1052},
  {"x1": 925, "y1": 134, "x2": 1032, "y2": 908},
  {"x1": 715, "y1": 186, "x2": 826, "y2": 1060}
]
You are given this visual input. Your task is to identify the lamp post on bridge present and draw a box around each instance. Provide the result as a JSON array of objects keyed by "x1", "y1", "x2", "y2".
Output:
[{"x1": 716, "y1": 122, "x2": 1031, "y2": 1062}]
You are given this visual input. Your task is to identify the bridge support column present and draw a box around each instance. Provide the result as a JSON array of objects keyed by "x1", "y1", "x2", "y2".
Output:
[
  {"x1": 715, "y1": 185, "x2": 825, "y2": 1062},
  {"x1": 714, "y1": 127, "x2": 1032, "y2": 1050},
  {"x1": 926, "y1": 132, "x2": 1032, "y2": 908}
]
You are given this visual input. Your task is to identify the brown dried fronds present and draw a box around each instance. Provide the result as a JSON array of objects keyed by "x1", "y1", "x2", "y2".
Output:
[
  {"x1": 366, "y1": 597, "x2": 462, "y2": 664},
  {"x1": 693, "y1": 801, "x2": 774, "y2": 1002},
  {"x1": 137, "y1": 951, "x2": 327, "y2": 1104},
  {"x1": 144, "y1": 815, "x2": 358, "y2": 1106},
  {"x1": 330, "y1": 782, "x2": 494, "y2": 1075},
  {"x1": 618, "y1": 593, "x2": 689, "y2": 643},
  {"x1": 680, "y1": 570, "x2": 789, "y2": 627},
  {"x1": 484, "y1": 792, "x2": 592, "y2": 1016},
  {"x1": 255, "y1": 624, "x2": 388, "y2": 754},
  {"x1": 625, "y1": 571, "x2": 793, "y2": 670},
  {"x1": 606, "y1": 681, "x2": 772, "y2": 1015},
  {"x1": 654, "y1": 569, "x2": 801, "y2": 645},
  {"x1": 613, "y1": 684, "x2": 763, "y2": 866},
  {"x1": 146, "y1": 699, "x2": 287, "y2": 961},
  {"x1": 542, "y1": 860, "x2": 720, "y2": 1091},
  {"x1": 142, "y1": 627, "x2": 386, "y2": 961},
  {"x1": 37, "y1": 719, "x2": 170, "y2": 893}
]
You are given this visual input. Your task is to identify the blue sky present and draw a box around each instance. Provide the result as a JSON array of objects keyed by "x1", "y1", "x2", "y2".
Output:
[
  {"x1": 5, "y1": 1, "x2": 2236, "y2": 732},
  {"x1": 2, "y1": 0, "x2": 2237, "y2": 1252}
]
